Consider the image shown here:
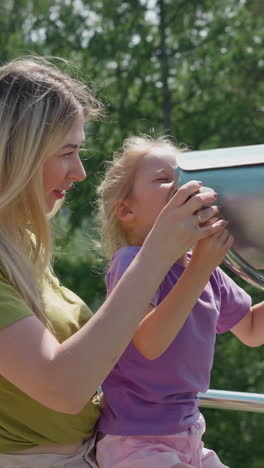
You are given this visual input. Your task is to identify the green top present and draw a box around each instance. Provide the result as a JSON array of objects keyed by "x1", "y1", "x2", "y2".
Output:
[{"x1": 0, "y1": 267, "x2": 101, "y2": 453}]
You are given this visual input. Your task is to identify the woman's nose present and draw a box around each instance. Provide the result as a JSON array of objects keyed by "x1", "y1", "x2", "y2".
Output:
[{"x1": 70, "y1": 155, "x2": 87, "y2": 182}]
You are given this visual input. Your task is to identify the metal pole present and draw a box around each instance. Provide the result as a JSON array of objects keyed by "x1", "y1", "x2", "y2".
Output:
[{"x1": 199, "y1": 389, "x2": 264, "y2": 413}]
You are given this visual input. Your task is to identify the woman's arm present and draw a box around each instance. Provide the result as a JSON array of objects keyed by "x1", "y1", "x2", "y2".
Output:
[
  {"x1": 133, "y1": 225, "x2": 233, "y2": 359},
  {"x1": 0, "y1": 181, "x2": 226, "y2": 414}
]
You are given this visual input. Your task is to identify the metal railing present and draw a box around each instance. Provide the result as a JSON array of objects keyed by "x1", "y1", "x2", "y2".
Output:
[{"x1": 199, "y1": 389, "x2": 264, "y2": 413}]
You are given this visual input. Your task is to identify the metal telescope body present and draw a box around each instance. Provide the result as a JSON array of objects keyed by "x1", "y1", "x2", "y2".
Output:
[{"x1": 175, "y1": 144, "x2": 264, "y2": 289}]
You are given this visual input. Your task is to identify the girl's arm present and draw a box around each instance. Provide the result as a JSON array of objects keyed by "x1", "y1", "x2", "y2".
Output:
[
  {"x1": 231, "y1": 301, "x2": 264, "y2": 347},
  {"x1": 133, "y1": 224, "x2": 233, "y2": 359},
  {"x1": 0, "y1": 181, "x2": 226, "y2": 414}
]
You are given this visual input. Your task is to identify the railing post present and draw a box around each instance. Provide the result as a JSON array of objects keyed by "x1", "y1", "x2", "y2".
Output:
[{"x1": 199, "y1": 389, "x2": 264, "y2": 413}]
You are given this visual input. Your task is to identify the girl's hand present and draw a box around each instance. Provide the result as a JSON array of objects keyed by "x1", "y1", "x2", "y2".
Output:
[
  {"x1": 191, "y1": 222, "x2": 234, "y2": 272},
  {"x1": 146, "y1": 180, "x2": 228, "y2": 267}
]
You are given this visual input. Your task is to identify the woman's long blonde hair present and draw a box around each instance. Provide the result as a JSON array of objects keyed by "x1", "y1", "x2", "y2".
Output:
[
  {"x1": 97, "y1": 135, "x2": 181, "y2": 259},
  {"x1": 0, "y1": 56, "x2": 102, "y2": 325}
]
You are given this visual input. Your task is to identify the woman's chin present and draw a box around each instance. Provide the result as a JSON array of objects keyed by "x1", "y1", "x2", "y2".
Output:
[{"x1": 46, "y1": 199, "x2": 64, "y2": 217}]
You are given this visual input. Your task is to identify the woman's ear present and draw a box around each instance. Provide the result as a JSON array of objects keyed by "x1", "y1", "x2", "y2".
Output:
[{"x1": 115, "y1": 200, "x2": 135, "y2": 223}]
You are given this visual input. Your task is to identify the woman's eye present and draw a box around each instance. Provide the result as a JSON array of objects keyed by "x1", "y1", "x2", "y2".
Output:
[
  {"x1": 61, "y1": 152, "x2": 74, "y2": 158},
  {"x1": 156, "y1": 178, "x2": 170, "y2": 182}
]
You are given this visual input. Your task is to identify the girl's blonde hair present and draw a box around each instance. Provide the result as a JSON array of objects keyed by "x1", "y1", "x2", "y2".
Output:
[
  {"x1": 0, "y1": 56, "x2": 102, "y2": 325},
  {"x1": 97, "y1": 135, "x2": 181, "y2": 259}
]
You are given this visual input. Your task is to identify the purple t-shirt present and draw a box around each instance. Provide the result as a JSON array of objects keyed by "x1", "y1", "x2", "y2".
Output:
[{"x1": 98, "y1": 246, "x2": 251, "y2": 435}]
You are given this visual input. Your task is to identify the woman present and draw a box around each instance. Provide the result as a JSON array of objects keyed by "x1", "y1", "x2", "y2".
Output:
[{"x1": 0, "y1": 56, "x2": 225, "y2": 467}]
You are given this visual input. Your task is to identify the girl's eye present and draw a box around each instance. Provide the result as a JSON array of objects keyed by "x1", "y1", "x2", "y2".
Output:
[
  {"x1": 156, "y1": 178, "x2": 170, "y2": 182},
  {"x1": 61, "y1": 152, "x2": 74, "y2": 158}
]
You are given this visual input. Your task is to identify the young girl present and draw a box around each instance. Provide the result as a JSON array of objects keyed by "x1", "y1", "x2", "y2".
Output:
[{"x1": 96, "y1": 136, "x2": 264, "y2": 468}]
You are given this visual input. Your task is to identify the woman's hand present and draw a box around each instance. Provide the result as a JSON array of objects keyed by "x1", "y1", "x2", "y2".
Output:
[{"x1": 146, "y1": 180, "x2": 228, "y2": 268}]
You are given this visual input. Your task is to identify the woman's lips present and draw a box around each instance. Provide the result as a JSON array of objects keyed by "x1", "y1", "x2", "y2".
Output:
[
  {"x1": 53, "y1": 185, "x2": 72, "y2": 199},
  {"x1": 53, "y1": 190, "x2": 65, "y2": 199}
]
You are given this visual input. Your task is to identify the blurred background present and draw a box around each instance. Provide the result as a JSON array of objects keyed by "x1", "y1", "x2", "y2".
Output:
[{"x1": 1, "y1": 1, "x2": 263, "y2": 466}]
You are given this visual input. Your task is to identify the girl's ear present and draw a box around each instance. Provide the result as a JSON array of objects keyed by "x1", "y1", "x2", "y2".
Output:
[{"x1": 114, "y1": 200, "x2": 135, "y2": 222}]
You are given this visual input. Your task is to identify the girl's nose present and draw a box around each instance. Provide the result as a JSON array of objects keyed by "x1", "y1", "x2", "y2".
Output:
[{"x1": 169, "y1": 182, "x2": 178, "y2": 200}]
